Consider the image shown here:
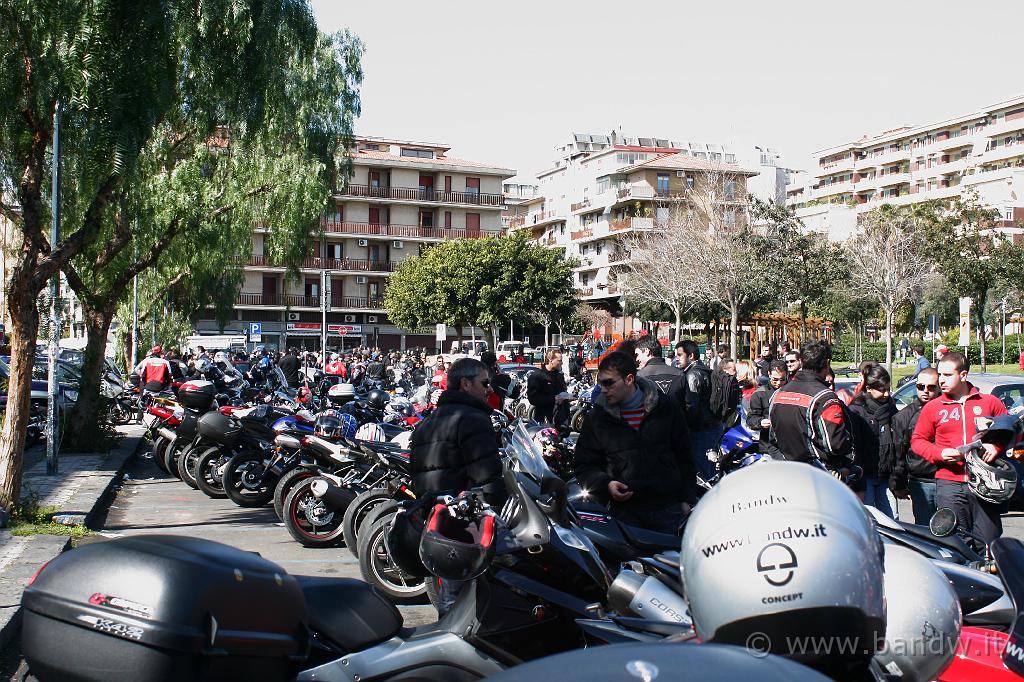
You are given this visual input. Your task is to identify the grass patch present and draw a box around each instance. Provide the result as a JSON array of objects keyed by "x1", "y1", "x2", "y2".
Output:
[{"x1": 7, "y1": 487, "x2": 92, "y2": 538}]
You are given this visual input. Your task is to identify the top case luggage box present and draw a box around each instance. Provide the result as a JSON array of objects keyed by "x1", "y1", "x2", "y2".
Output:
[
  {"x1": 177, "y1": 380, "x2": 217, "y2": 411},
  {"x1": 21, "y1": 535, "x2": 308, "y2": 682}
]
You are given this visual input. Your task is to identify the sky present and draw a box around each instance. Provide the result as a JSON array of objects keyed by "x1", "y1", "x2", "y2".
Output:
[{"x1": 311, "y1": 0, "x2": 1024, "y2": 182}]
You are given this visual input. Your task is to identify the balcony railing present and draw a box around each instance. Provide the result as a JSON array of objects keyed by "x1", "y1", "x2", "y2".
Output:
[
  {"x1": 570, "y1": 199, "x2": 592, "y2": 212},
  {"x1": 320, "y1": 219, "x2": 498, "y2": 240},
  {"x1": 570, "y1": 228, "x2": 594, "y2": 240},
  {"x1": 236, "y1": 293, "x2": 385, "y2": 309},
  {"x1": 338, "y1": 184, "x2": 504, "y2": 207},
  {"x1": 248, "y1": 255, "x2": 397, "y2": 272},
  {"x1": 578, "y1": 287, "x2": 594, "y2": 297}
]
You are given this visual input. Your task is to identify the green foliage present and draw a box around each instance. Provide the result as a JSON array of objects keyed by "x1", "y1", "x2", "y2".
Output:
[
  {"x1": 8, "y1": 487, "x2": 91, "y2": 537},
  {"x1": 384, "y1": 233, "x2": 577, "y2": 334}
]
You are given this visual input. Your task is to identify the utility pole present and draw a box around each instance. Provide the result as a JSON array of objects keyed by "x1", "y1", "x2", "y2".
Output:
[
  {"x1": 46, "y1": 104, "x2": 62, "y2": 475},
  {"x1": 131, "y1": 240, "x2": 138, "y2": 368}
]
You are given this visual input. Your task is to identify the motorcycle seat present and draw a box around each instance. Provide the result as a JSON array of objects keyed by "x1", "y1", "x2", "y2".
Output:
[
  {"x1": 295, "y1": 576, "x2": 403, "y2": 652},
  {"x1": 619, "y1": 522, "x2": 679, "y2": 552}
]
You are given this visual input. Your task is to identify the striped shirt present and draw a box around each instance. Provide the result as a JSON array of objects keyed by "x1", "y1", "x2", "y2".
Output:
[{"x1": 619, "y1": 388, "x2": 646, "y2": 429}]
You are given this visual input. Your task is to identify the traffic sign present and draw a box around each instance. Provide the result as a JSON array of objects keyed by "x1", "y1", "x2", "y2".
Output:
[
  {"x1": 958, "y1": 297, "x2": 971, "y2": 347},
  {"x1": 249, "y1": 322, "x2": 262, "y2": 342},
  {"x1": 436, "y1": 324, "x2": 447, "y2": 341}
]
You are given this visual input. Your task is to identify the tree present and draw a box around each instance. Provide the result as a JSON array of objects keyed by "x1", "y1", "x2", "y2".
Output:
[
  {"x1": 0, "y1": 0, "x2": 352, "y2": 509},
  {"x1": 63, "y1": 31, "x2": 362, "y2": 448},
  {"x1": 846, "y1": 206, "x2": 931, "y2": 374},
  {"x1": 384, "y1": 233, "x2": 576, "y2": 349},
  {"x1": 915, "y1": 192, "x2": 1024, "y2": 371},
  {"x1": 622, "y1": 216, "x2": 692, "y2": 343},
  {"x1": 751, "y1": 197, "x2": 846, "y2": 336}
]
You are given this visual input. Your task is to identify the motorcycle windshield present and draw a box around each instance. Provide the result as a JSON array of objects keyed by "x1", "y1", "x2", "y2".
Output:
[{"x1": 509, "y1": 421, "x2": 552, "y2": 482}]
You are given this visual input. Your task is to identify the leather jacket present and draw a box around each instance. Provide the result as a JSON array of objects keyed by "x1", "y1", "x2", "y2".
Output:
[{"x1": 680, "y1": 360, "x2": 714, "y2": 430}]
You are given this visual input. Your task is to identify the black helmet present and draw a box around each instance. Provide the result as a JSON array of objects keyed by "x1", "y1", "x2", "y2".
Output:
[
  {"x1": 418, "y1": 503, "x2": 496, "y2": 581},
  {"x1": 313, "y1": 409, "x2": 346, "y2": 440},
  {"x1": 367, "y1": 388, "x2": 391, "y2": 411},
  {"x1": 385, "y1": 500, "x2": 433, "y2": 578}
]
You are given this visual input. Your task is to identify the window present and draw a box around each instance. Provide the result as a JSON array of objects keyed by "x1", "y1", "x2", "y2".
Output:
[
  {"x1": 725, "y1": 153, "x2": 737, "y2": 164},
  {"x1": 723, "y1": 209, "x2": 736, "y2": 227},
  {"x1": 444, "y1": 211, "x2": 452, "y2": 228},
  {"x1": 596, "y1": 177, "x2": 611, "y2": 193},
  {"x1": 466, "y1": 213, "x2": 480, "y2": 232},
  {"x1": 400, "y1": 148, "x2": 434, "y2": 158},
  {"x1": 710, "y1": 152, "x2": 722, "y2": 161},
  {"x1": 361, "y1": 143, "x2": 380, "y2": 151},
  {"x1": 724, "y1": 179, "x2": 737, "y2": 200},
  {"x1": 686, "y1": 175, "x2": 695, "y2": 190},
  {"x1": 595, "y1": 242, "x2": 603, "y2": 255},
  {"x1": 333, "y1": 205, "x2": 343, "y2": 223},
  {"x1": 656, "y1": 173, "x2": 670, "y2": 197},
  {"x1": 419, "y1": 209, "x2": 434, "y2": 228},
  {"x1": 466, "y1": 177, "x2": 480, "y2": 193},
  {"x1": 1005, "y1": 208, "x2": 1014, "y2": 221}
]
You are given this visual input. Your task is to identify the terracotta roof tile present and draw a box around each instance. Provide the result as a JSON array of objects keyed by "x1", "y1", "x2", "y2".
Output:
[{"x1": 352, "y1": 149, "x2": 512, "y2": 172}]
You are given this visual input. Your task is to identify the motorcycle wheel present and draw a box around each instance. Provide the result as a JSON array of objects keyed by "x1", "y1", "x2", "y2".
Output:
[
  {"x1": 178, "y1": 446, "x2": 201, "y2": 490},
  {"x1": 110, "y1": 400, "x2": 132, "y2": 426},
  {"x1": 342, "y1": 488, "x2": 394, "y2": 558},
  {"x1": 356, "y1": 500, "x2": 400, "y2": 553},
  {"x1": 164, "y1": 442, "x2": 183, "y2": 481},
  {"x1": 151, "y1": 436, "x2": 170, "y2": 475},
  {"x1": 274, "y1": 468, "x2": 318, "y2": 522},
  {"x1": 570, "y1": 408, "x2": 587, "y2": 433},
  {"x1": 195, "y1": 446, "x2": 229, "y2": 499},
  {"x1": 358, "y1": 513, "x2": 426, "y2": 602},
  {"x1": 283, "y1": 477, "x2": 346, "y2": 548},
  {"x1": 222, "y1": 451, "x2": 275, "y2": 508}
]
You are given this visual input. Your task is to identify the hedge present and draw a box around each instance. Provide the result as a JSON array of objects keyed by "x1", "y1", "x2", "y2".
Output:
[{"x1": 831, "y1": 335, "x2": 1024, "y2": 366}]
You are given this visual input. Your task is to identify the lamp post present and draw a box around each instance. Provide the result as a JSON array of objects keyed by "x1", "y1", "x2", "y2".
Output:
[{"x1": 46, "y1": 104, "x2": 62, "y2": 475}]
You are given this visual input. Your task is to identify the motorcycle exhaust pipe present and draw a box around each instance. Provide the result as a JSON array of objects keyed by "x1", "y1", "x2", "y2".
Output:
[
  {"x1": 156, "y1": 427, "x2": 176, "y2": 442},
  {"x1": 310, "y1": 478, "x2": 358, "y2": 510},
  {"x1": 607, "y1": 570, "x2": 691, "y2": 625}
]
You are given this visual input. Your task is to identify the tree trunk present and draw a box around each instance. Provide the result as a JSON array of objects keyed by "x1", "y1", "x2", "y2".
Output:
[
  {"x1": 673, "y1": 305, "x2": 683, "y2": 344},
  {"x1": 729, "y1": 304, "x2": 740, "y2": 359},
  {"x1": 977, "y1": 295, "x2": 988, "y2": 372},
  {"x1": 799, "y1": 300, "x2": 808, "y2": 342},
  {"x1": 0, "y1": 285, "x2": 41, "y2": 510},
  {"x1": 67, "y1": 305, "x2": 115, "y2": 450},
  {"x1": 884, "y1": 308, "x2": 894, "y2": 376}
]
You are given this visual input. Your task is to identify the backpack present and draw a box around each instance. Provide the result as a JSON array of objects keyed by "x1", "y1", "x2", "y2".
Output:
[{"x1": 709, "y1": 367, "x2": 740, "y2": 422}]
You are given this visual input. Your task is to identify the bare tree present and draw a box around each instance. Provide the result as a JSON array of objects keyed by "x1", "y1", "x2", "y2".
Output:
[
  {"x1": 846, "y1": 207, "x2": 932, "y2": 374},
  {"x1": 622, "y1": 216, "x2": 692, "y2": 343}
]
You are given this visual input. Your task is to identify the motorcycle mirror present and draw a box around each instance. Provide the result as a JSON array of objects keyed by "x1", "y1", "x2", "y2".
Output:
[
  {"x1": 930, "y1": 507, "x2": 958, "y2": 537},
  {"x1": 537, "y1": 475, "x2": 568, "y2": 524}
]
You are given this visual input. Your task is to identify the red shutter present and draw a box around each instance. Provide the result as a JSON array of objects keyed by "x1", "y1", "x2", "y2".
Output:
[
  {"x1": 444, "y1": 211, "x2": 452, "y2": 228},
  {"x1": 466, "y1": 213, "x2": 480, "y2": 235}
]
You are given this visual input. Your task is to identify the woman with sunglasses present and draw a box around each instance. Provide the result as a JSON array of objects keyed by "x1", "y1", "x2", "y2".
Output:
[
  {"x1": 847, "y1": 363, "x2": 899, "y2": 518},
  {"x1": 890, "y1": 368, "x2": 941, "y2": 523}
]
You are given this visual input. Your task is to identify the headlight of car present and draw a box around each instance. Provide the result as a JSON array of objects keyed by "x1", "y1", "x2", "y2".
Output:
[{"x1": 63, "y1": 389, "x2": 79, "y2": 402}]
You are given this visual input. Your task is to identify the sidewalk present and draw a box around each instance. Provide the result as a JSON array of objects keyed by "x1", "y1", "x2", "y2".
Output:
[{"x1": 0, "y1": 425, "x2": 145, "y2": 651}]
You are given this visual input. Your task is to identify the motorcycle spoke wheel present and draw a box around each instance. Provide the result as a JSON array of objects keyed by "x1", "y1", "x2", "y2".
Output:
[
  {"x1": 283, "y1": 478, "x2": 345, "y2": 548},
  {"x1": 274, "y1": 468, "x2": 317, "y2": 522},
  {"x1": 223, "y1": 454, "x2": 274, "y2": 508},
  {"x1": 195, "y1": 448, "x2": 228, "y2": 499},
  {"x1": 358, "y1": 515, "x2": 425, "y2": 602}
]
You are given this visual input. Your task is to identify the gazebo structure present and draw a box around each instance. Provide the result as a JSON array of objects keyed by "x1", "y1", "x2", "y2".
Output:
[{"x1": 740, "y1": 313, "x2": 833, "y2": 360}]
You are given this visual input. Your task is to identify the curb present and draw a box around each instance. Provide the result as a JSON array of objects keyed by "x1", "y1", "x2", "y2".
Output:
[{"x1": 0, "y1": 429, "x2": 145, "y2": 654}]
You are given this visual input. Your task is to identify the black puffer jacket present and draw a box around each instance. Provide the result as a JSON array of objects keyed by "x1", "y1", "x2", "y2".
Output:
[
  {"x1": 527, "y1": 366, "x2": 567, "y2": 423},
  {"x1": 847, "y1": 394, "x2": 898, "y2": 482},
  {"x1": 746, "y1": 384, "x2": 782, "y2": 456},
  {"x1": 573, "y1": 377, "x2": 697, "y2": 509},
  {"x1": 409, "y1": 390, "x2": 506, "y2": 505},
  {"x1": 890, "y1": 398, "x2": 936, "y2": 488}
]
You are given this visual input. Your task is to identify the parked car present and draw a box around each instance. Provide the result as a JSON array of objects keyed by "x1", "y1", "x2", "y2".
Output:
[
  {"x1": 0, "y1": 357, "x2": 77, "y2": 421},
  {"x1": 891, "y1": 372, "x2": 1024, "y2": 411}
]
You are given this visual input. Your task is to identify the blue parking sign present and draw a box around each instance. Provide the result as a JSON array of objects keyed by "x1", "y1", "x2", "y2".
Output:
[{"x1": 250, "y1": 323, "x2": 262, "y2": 336}]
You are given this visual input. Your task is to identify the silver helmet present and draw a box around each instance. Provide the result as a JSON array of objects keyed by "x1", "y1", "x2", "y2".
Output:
[
  {"x1": 681, "y1": 461, "x2": 885, "y2": 672},
  {"x1": 874, "y1": 544, "x2": 961, "y2": 682},
  {"x1": 964, "y1": 450, "x2": 1017, "y2": 504}
]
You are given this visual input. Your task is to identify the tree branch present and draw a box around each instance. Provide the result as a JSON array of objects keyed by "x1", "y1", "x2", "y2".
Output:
[
  {"x1": 109, "y1": 216, "x2": 182, "y2": 293},
  {"x1": 93, "y1": 204, "x2": 132, "y2": 271}
]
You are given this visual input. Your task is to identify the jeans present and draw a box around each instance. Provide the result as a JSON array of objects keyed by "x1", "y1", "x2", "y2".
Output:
[
  {"x1": 691, "y1": 426, "x2": 724, "y2": 482},
  {"x1": 863, "y1": 478, "x2": 894, "y2": 519},
  {"x1": 908, "y1": 478, "x2": 937, "y2": 525},
  {"x1": 935, "y1": 479, "x2": 1002, "y2": 551},
  {"x1": 611, "y1": 503, "x2": 685, "y2": 535},
  {"x1": 425, "y1": 577, "x2": 465, "y2": 618}
]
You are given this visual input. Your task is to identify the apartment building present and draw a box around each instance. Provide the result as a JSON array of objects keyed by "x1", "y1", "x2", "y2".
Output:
[
  {"x1": 195, "y1": 136, "x2": 515, "y2": 351},
  {"x1": 511, "y1": 132, "x2": 758, "y2": 336},
  {"x1": 787, "y1": 94, "x2": 1024, "y2": 240}
]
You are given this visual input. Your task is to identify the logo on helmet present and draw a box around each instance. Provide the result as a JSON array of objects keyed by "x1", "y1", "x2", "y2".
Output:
[{"x1": 756, "y1": 543, "x2": 798, "y2": 587}]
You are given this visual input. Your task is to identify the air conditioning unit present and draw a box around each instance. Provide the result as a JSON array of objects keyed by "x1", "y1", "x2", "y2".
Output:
[
  {"x1": 676, "y1": 170, "x2": 685, "y2": 177},
  {"x1": 287, "y1": 312, "x2": 300, "y2": 321},
  {"x1": 392, "y1": 240, "x2": 404, "y2": 249},
  {"x1": 356, "y1": 275, "x2": 368, "y2": 284},
  {"x1": 343, "y1": 314, "x2": 357, "y2": 323},
  {"x1": 367, "y1": 315, "x2": 378, "y2": 323},
  {"x1": 358, "y1": 239, "x2": 368, "y2": 247}
]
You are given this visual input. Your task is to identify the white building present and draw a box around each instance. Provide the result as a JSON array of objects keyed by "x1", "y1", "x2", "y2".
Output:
[{"x1": 787, "y1": 94, "x2": 1024, "y2": 241}]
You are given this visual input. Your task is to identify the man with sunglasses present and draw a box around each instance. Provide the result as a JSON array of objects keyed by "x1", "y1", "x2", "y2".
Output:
[
  {"x1": 747, "y1": 360, "x2": 787, "y2": 455},
  {"x1": 784, "y1": 350, "x2": 802, "y2": 380},
  {"x1": 891, "y1": 368, "x2": 940, "y2": 523},
  {"x1": 573, "y1": 352, "x2": 696, "y2": 534}
]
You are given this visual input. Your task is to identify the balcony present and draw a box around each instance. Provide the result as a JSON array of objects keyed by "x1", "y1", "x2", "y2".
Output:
[
  {"x1": 578, "y1": 287, "x2": 594, "y2": 297},
  {"x1": 981, "y1": 142, "x2": 1024, "y2": 165},
  {"x1": 983, "y1": 116, "x2": 1024, "y2": 140},
  {"x1": 248, "y1": 255, "x2": 398, "y2": 273},
  {"x1": 570, "y1": 227, "x2": 594, "y2": 240},
  {"x1": 235, "y1": 292, "x2": 385, "y2": 309},
  {"x1": 320, "y1": 219, "x2": 498, "y2": 240},
  {"x1": 570, "y1": 198, "x2": 592, "y2": 212},
  {"x1": 615, "y1": 183, "x2": 655, "y2": 201},
  {"x1": 818, "y1": 156, "x2": 854, "y2": 174},
  {"x1": 337, "y1": 184, "x2": 504, "y2": 207},
  {"x1": 877, "y1": 172, "x2": 911, "y2": 187}
]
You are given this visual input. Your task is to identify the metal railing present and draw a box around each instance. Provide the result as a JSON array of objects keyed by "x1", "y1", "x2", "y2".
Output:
[
  {"x1": 235, "y1": 293, "x2": 385, "y2": 309},
  {"x1": 338, "y1": 184, "x2": 504, "y2": 206},
  {"x1": 248, "y1": 255, "x2": 397, "y2": 272},
  {"x1": 320, "y1": 219, "x2": 499, "y2": 240}
]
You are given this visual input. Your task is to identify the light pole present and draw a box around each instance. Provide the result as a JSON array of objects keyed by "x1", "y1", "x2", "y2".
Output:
[
  {"x1": 1002, "y1": 298, "x2": 1007, "y2": 366},
  {"x1": 46, "y1": 104, "x2": 62, "y2": 475}
]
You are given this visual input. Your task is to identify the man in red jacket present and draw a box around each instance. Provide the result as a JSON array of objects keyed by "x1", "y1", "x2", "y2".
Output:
[{"x1": 911, "y1": 351, "x2": 1007, "y2": 547}]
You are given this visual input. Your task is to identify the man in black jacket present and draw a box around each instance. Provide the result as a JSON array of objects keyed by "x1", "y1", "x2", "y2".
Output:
[
  {"x1": 674, "y1": 340, "x2": 718, "y2": 481},
  {"x1": 767, "y1": 340, "x2": 854, "y2": 471},
  {"x1": 527, "y1": 349, "x2": 569, "y2": 425},
  {"x1": 573, "y1": 352, "x2": 696, "y2": 534},
  {"x1": 634, "y1": 334, "x2": 685, "y2": 407},
  {"x1": 891, "y1": 367, "x2": 940, "y2": 524},
  {"x1": 277, "y1": 348, "x2": 300, "y2": 388},
  {"x1": 747, "y1": 360, "x2": 786, "y2": 454},
  {"x1": 409, "y1": 357, "x2": 505, "y2": 505}
]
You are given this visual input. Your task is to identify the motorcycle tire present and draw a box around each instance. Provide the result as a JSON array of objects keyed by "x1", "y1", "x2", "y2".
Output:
[
  {"x1": 274, "y1": 468, "x2": 318, "y2": 522},
  {"x1": 342, "y1": 488, "x2": 394, "y2": 558},
  {"x1": 178, "y1": 446, "x2": 201, "y2": 490},
  {"x1": 355, "y1": 499, "x2": 400, "y2": 553},
  {"x1": 164, "y1": 442, "x2": 183, "y2": 481},
  {"x1": 283, "y1": 477, "x2": 346, "y2": 548},
  {"x1": 357, "y1": 512, "x2": 426, "y2": 603},
  {"x1": 195, "y1": 446, "x2": 229, "y2": 499},
  {"x1": 570, "y1": 408, "x2": 587, "y2": 433},
  {"x1": 151, "y1": 436, "x2": 170, "y2": 475},
  {"x1": 222, "y1": 451, "x2": 275, "y2": 508},
  {"x1": 109, "y1": 400, "x2": 132, "y2": 426}
]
